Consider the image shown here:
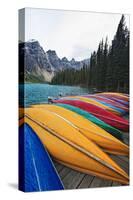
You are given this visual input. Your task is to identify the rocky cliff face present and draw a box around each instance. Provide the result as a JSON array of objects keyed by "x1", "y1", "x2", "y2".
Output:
[
  {"x1": 19, "y1": 40, "x2": 89, "y2": 82},
  {"x1": 19, "y1": 40, "x2": 54, "y2": 82},
  {"x1": 46, "y1": 50, "x2": 62, "y2": 71}
]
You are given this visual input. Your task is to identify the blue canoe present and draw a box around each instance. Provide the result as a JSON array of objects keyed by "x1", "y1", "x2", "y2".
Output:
[
  {"x1": 89, "y1": 97, "x2": 126, "y2": 115},
  {"x1": 19, "y1": 123, "x2": 64, "y2": 192},
  {"x1": 105, "y1": 96, "x2": 129, "y2": 106}
]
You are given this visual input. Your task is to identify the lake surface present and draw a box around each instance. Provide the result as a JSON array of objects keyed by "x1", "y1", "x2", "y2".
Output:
[{"x1": 19, "y1": 83, "x2": 89, "y2": 107}]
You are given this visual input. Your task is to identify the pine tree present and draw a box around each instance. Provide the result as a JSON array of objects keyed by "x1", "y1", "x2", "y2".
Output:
[{"x1": 52, "y1": 15, "x2": 129, "y2": 93}]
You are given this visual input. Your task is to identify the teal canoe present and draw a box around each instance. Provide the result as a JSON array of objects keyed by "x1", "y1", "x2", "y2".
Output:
[{"x1": 57, "y1": 103, "x2": 123, "y2": 141}]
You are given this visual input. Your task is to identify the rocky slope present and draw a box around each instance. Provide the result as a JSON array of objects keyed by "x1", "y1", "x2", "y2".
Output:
[{"x1": 19, "y1": 40, "x2": 89, "y2": 82}]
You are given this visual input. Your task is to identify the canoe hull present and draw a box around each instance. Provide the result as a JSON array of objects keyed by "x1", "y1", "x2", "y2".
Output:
[{"x1": 19, "y1": 123, "x2": 64, "y2": 192}]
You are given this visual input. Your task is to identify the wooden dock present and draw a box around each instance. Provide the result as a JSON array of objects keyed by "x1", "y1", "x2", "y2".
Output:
[{"x1": 53, "y1": 132, "x2": 129, "y2": 189}]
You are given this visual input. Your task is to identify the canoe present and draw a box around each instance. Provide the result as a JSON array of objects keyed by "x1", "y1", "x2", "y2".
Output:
[
  {"x1": 83, "y1": 95, "x2": 129, "y2": 112},
  {"x1": 55, "y1": 103, "x2": 124, "y2": 141},
  {"x1": 66, "y1": 96, "x2": 119, "y2": 115},
  {"x1": 96, "y1": 94, "x2": 129, "y2": 106},
  {"x1": 64, "y1": 96, "x2": 127, "y2": 115},
  {"x1": 19, "y1": 123, "x2": 64, "y2": 192},
  {"x1": 23, "y1": 113, "x2": 129, "y2": 184},
  {"x1": 95, "y1": 95, "x2": 129, "y2": 108},
  {"x1": 99, "y1": 92, "x2": 129, "y2": 102},
  {"x1": 88, "y1": 98, "x2": 126, "y2": 115},
  {"x1": 31, "y1": 104, "x2": 128, "y2": 155},
  {"x1": 53, "y1": 99, "x2": 129, "y2": 131},
  {"x1": 121, "y1": 93, "x2": 129, "y2": 97},
  {"x1": 108, "y1": 97, "x2": 129, "y2": 107}
]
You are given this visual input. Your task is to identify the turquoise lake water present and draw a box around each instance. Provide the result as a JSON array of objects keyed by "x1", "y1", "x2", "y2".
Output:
[{"x1": 19, "y1": 83, "x2": 89, "y2": 107}]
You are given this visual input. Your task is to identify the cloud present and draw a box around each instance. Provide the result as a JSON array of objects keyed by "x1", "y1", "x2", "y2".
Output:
[
  {"x1": 24, "y1": 8, "x2": 129, "y2": 60},
  {"x1": 71, "y1": 45, "x2": 92, "y2": 61}
]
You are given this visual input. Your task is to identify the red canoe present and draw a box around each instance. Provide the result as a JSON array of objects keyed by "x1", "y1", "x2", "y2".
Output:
[{"x1": 53, "y1": 99, "x2": 129, "y2": 132}]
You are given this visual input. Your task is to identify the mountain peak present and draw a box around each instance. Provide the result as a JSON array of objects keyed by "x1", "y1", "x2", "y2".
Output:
[
  {"x1": 70, "y1": 58, "x2": 76, "y2": 63},
  {"x1": 46, "y1": 50, "x2": 57, "y2": 56},
  {"x1": 62, "y1": 57, "x2": 68, "y2": 62},
  {"x1": 27, "y1": 39, "x2": 38, "y2": 43}
]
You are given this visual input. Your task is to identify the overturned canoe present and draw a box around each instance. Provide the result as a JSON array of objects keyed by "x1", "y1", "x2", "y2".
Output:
[
  {"x1": 108, "y1": 97, "x2": 129, "y2": 107},
  {"x1": 88, "y1": 98, "x2": 126, "y2": 115},
  {"x1": 99, "y1": 92, "x2": 129, "y2": 102},
  {"x1": 19, "y1": 123, "x2": 64, "y2": 192},
  {"x1": 96, "y1": 94, "x2": 129, "y2": 107},
  {"x1": 53, "y1": 99, "x2": 129, "y2": 132},
  {"x1": 54, "y1": 103, "x2": 124, "y2": 141},
  {"x1": 23, "y1": 113, "x2": 129, "y2": 184},
  {"x1": 66, "y1": 96, "x2": 120, "y2": 115},
  {"x1": 31, "y1": 104, "x2": 128, "y2": 155},
  {"x1": 83, "y1": 95, "x2": 128, "y2": 112}
]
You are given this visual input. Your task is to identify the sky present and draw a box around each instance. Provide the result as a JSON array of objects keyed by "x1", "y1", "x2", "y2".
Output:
[{"x1": 20, "y1": 8, "x2": 129, "y2": 61}]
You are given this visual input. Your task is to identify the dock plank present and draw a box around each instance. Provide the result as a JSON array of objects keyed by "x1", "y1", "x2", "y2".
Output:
[
  {"x1": 111, "y1": 181, "x2": 122, "y2": 186},
  {"x1": 100, "y1": 179, "x2": 113, "y2": 187},
  {"x1": 78, "y1": 175, "x2": 94, "y2": 188},
  {"x1": 110, "y1": 155, "x2": 129, "y2": 174},
  {"x1": 62, "y1": 170, "x2": 85, "y2": 189},
  {"x1": 89, "y1": 176, "x2": 104, "y2": 188},
  {"x1": 58, "y1": 165, "x2": 71, "y2": 180},
  {"x1": 123, "y1": 133, "x2": 129, "y2": 145},
  {"x1": 117, "y1": 155, "x2": 129, "y2": 163},
  {"x1": 54, "y1": 161, "x2": 64, "y2": 172}
]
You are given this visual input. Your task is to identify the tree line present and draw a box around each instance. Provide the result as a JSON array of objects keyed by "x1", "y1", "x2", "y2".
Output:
[
  {"x1": 51, "y1": 15, "x2": 129, "y2": 93},
  {"x1": 51, "y1": 65, "x2": 89, "y2": 86}
]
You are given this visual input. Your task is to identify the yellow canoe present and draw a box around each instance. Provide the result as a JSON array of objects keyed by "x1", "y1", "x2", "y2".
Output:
[
  {"x1": 22, "y1": 114, "x2": 129, "y2": 184},
  {"x1": 68, "y1": 96, "x2": 120, "y2": 115},
  {"x1": 32, "y1": 104, "x2": 129, "y2": 155}
]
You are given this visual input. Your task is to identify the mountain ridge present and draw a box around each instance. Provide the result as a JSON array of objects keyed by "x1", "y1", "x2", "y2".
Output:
[{"x1": 19, "y1": 40, "x2": 90, "y2": 82}]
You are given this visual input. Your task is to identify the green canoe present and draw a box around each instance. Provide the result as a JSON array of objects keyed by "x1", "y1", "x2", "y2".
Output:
[{"x1": 57, "y1": 103, "x2": 123, "y2": 141}]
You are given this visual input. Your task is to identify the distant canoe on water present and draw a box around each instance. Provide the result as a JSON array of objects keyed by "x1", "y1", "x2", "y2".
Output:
[
  {"x1": 52, "y1": 99, "x2": 129, "y2": 132},
  {"x1": 19, "y1": 123, "x2": 64, "y2": 192}
]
